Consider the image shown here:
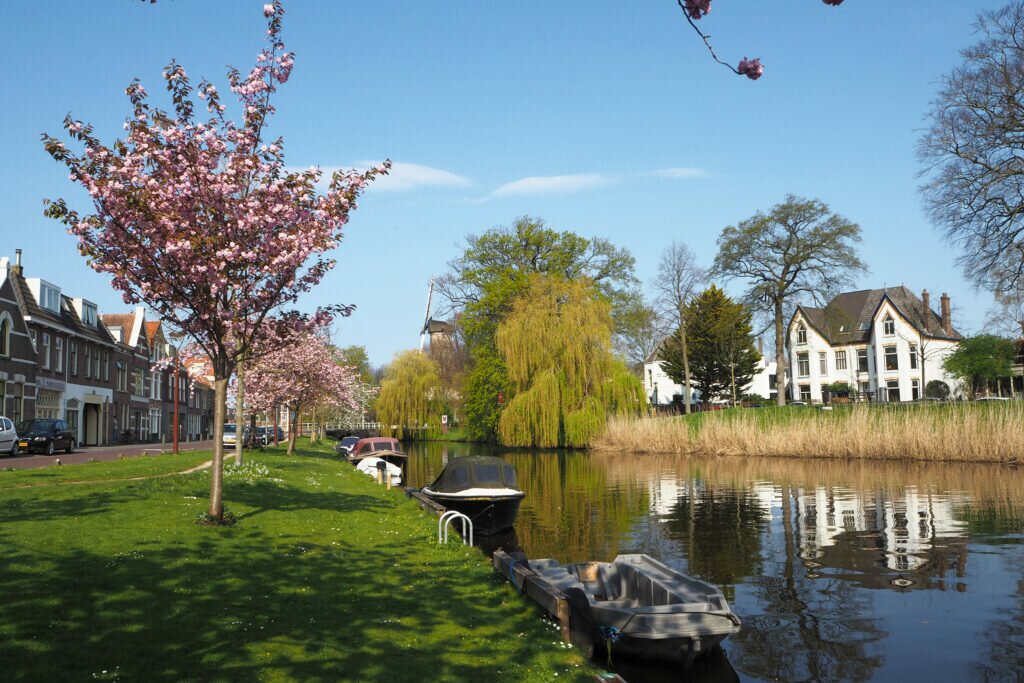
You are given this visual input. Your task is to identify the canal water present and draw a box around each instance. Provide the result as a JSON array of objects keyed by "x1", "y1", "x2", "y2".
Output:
[{"x1": 405, "y1": 441, "x2": 1024, "y2": 682}]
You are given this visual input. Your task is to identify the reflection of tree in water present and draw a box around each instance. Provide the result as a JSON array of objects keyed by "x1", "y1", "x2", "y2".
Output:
[
  {"x1": 972, "y1": 555, "x2": 1024, "y2": 681},
  {"x1": 731, "y1": 485, "x2": 887, "y2": 683},
  {"x1": 663, "y1": 480, "x2": 768, "y2": 589},
  {"x1": 505, "y1": 449, "x2": 651, "y2": 562}
]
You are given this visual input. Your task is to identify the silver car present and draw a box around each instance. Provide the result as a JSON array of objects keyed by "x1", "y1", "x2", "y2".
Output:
[{"x1": 0, "y1": 416, "x2": 17, "y2": 456}]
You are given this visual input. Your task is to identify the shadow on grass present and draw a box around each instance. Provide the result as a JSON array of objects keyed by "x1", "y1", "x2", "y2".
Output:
[
  {"x1": 0, "y1": 457, "x2": 577, "y2": 681},
  {"x1": 0, "y1": 537, "x2": 555, "y2": 682}
]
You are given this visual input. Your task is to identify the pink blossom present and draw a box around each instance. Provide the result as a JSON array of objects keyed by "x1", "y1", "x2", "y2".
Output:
[
  {"x1": 737, "y1": 57, "x2": 764, "y2": 80},
  {"x1": 684, "y1": 0, "x2": 711, "y2": 19},
  {"x1": 263, "y1": 4, "x2": 275, "y2": 17}
]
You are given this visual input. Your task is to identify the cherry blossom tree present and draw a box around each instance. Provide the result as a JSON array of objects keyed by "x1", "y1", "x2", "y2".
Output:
[
  {"x1": 679, "y1": 0, "x2": 846, "y2": 80},
  {"x1": 42, "y1": 1, "x2": 388, "y2": 520},
  {"x1": 246, "y1": 331, "x2": 360, "y2": 455}
]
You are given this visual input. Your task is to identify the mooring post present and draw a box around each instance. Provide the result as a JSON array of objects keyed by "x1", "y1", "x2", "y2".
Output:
[{"x1": 556, "y1": 596, "x2": 571, "y2": 643}]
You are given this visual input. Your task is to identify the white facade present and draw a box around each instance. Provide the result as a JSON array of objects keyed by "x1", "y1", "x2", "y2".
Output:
[{"x1": 788, "y1": 289, "x2": 962, "y2": 403}]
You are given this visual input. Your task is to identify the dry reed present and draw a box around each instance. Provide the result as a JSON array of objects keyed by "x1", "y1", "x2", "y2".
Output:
[{"x1": 593, "y1": 404, "x2": 1024, "y2": 463}]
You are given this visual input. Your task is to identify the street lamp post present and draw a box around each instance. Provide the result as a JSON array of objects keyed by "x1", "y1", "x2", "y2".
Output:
[{"x1": 172, "y1": 360, "x2": 180, "y2": 454}]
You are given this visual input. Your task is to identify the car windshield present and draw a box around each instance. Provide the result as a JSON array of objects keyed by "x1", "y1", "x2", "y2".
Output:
[
  {"x1": 224, "y1": 424, "x2": 237, "y2": 433},
  {"x1": 17, "y1": 420, "x2": 55, "y2": 434},
  {"x1": 341, "y1": 437, "x2": 359, "y2": 446}
]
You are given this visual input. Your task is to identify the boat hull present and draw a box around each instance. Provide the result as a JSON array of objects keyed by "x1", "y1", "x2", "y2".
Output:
[{"x1": 420, "y1": 490, "x2": 524, "y2": 536}]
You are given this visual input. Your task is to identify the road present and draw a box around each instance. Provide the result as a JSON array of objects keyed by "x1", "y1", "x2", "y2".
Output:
[{"x1": 0, "y1": 440, "x2": 215, "y2": 470}]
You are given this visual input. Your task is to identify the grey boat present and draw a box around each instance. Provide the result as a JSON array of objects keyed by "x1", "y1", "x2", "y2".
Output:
[{"x1": 527, "y1": 554, "x2": 741, "y2": 665}]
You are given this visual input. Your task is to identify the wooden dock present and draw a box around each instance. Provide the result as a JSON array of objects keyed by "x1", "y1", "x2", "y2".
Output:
[
  {"x1": 492, "y1": 549, "x2": 575, "y2": 644},
  {"x1": 404, "y1": 488, "x2": 446, "y2": 515}
]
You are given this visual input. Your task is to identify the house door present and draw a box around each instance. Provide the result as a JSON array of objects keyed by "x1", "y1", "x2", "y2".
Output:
[{"x1": 83, "y1": 404, "x2": 100, "y2": 446}]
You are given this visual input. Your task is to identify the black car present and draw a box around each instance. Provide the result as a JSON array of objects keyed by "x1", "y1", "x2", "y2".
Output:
[{"x1": 15, "y1": 419, "x2": 76, "y2": 455}]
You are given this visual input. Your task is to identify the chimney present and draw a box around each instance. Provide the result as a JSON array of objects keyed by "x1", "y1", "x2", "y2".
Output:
[
  {"x1": 11, "y1": 248, "x2": 22, "y2": 275},
  {"x1": 940, "y1": 292, "x2": 952, "y2": 335},
  {"x1": 922, "y1": 289, "x2": 931, "y2": 331}
]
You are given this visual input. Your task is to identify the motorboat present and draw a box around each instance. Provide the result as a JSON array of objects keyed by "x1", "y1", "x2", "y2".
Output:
[
  {"x1": 346, "y1": 437, "x2": 408, "y2": 469},
  {"x1": 355, "y1": 456, "x2": 403, "y2": 485},
  {"x1": 525, "y1": 554, "x2": 741, "y2": 665},
  {"x1": 420, "y1": 456, "x2": 525, "y2": 536},
  {"x1": 334, "y1": 435, "x2": 360, "y2": 457}
]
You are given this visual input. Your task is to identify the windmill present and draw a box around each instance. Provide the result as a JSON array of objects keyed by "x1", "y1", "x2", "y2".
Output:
[{"x1": 419, "y1": 278, "x2": 435, "y2": 352}]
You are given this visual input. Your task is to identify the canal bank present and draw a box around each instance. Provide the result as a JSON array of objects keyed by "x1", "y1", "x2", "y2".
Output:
[
  {"x1": 593, "y1": 403, "x2": 1024, "y2": 463},
  {"x1": 0, "y1": 440, "x2": 597, "y2": 682},
  {"x1": 404, "y1": 440, "x2": 1024, "y2": 682}
]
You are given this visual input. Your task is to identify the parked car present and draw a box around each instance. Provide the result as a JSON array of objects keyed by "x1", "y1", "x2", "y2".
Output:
[
  {"x1": 0, "y1": 416, "x2": 18, "y2": 456},
  {"x1": 253, "y1": 426, "x2": 272, "y2": 446},
  {"x1": 222, "y1": 423, "x2": 238, "y2": 448},
  {"x1": 334, "y1": 435, "x2": 359, "y2": 456},
  {"x1": 15, "y1": 419, "x2": 76, "y2": 455}
]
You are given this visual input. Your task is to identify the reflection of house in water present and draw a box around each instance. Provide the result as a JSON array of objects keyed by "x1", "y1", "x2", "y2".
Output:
[
  {"x1": 793, "y1": 485, "x2": 971, "y2": 588},
  {"x1": 644, "y1": 473, "x2": 972, "y2": 590}
]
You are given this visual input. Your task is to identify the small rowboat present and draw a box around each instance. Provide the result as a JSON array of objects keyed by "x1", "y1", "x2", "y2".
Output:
[{"x1": 525, "y1": 554, "x2": 741, "y2": 665}]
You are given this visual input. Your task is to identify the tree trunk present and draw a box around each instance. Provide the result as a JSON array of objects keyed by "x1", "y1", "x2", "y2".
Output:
[
  {"x1": 680, "y1": 324, "x2": 692, "y2": 415},
  {"x1": 234, "y1": 360, "x2": 245, "y2": 465},
  {"x1": 287, "y1": 404, "x2": 299, "y2": 455},
  {"x1": 208, "y1": 377, "x2": 228, "y2": 519},
  {"x1": 775, "y1": 297, "x2": 787, "y2": 406}
]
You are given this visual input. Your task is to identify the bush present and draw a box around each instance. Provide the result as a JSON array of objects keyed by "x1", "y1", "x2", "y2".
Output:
[{"x1": 926, "y1": 380, "x2": 951, "y2": 400}]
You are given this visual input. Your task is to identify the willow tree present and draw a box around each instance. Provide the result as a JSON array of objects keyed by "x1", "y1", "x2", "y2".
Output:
[
  {"x1": 376, "y1": 350, "x2": 442, "y2": 439},
  {"x1": 496, "y1": 275, "x2": 645, "y2": 448}
]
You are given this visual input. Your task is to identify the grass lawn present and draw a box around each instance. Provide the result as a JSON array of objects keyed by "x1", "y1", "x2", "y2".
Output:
[{"x1": 0, "y1": 440, "x2": 594, "y2": 682}]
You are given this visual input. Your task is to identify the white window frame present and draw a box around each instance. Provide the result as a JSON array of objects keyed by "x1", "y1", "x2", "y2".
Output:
[
  {"x1": 835, "y1": 349, "x2": 848, "y2": 371},
  {"x1": 884, "y1": 345, "x2": 899, "y2": 372},
  {"x1": 797, "y1": 325, "x2": 808, "y2": 345},
  {"x1": 42, "y1": 333, "x2": 51, "y2": 369},
  {"x1": 818, "y1": 351, "x2": 827, "y2": 375},
  {"x1": 909, "y1": 343, "x2": 918, "y2": 370},
  {"x1": 54, "y1": 337, "x2": 63, "y2": 372},
  {"x1": 70, "y1": 341, "x2": 78, "y2": 375},
  {"x1": 797, "y1": 352, "x2": 810, "y2": 378},
  {"x1": 883, "y1": 315, "x2": 895, "y2": 336}
]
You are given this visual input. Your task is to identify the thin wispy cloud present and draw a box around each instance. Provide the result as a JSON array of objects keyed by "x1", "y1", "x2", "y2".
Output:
[
  {"x1": 490, "y1": 173, "x2": 614, "y2": 198},
  {"x1": 648, "y1": 167, "x2": 710, "y2": 179},
  {"x1": 291, "y1": 161, "x2": 472, "y2": 193},
  {"x1": 356, "y1": 161, "x2": 472, "y2": 192}
]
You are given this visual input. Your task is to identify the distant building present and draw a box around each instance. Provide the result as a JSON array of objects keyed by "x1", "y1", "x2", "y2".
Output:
[
  {"x1": 642, "y1": 338, "x2": 783, "y2": 406},
  {"x1": 788, "y1": 287, "x2": 963, "y2": 403}
]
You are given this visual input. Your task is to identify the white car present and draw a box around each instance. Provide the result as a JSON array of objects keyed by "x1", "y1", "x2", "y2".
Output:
[{"x1": 0, "y1": 416, "x2": 18, "y2": 456}]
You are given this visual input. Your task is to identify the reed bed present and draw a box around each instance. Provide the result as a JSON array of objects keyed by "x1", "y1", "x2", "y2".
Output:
[{"x1": 593, "y1": 403, "x2": 1024, "y2": 463}]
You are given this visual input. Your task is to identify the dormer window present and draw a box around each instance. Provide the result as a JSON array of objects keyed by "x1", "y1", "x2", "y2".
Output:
[
  {"x1": 797, "y1": 324, "x2": 807, "y2": 345},
  {"x1": 883, "y1": 315, "x2": 895, "y2": 336},
  {"x1": 82, "y1": 303, "x2": 97, "y2": 327},
  {"x1": 41, "y1": 285, "x2": 60, "y2": 312}
]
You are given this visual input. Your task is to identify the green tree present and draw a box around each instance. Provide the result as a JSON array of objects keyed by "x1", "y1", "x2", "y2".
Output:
[
  {"x1": 942, "y1": 334, "x2": 1017, "y2": 398},
  {"x1": 338, "y1": 345, "x2": 374, "y2": 385},
  {"x1": 436, "y1": 216, "x2": 638, "y2": 441},
  {"x1": 496, "y1": 275, "x2": 645, "y2": 448},
  {"x1": 661, "y1": 285, "x2": 760, "y2": 405},
  {"x1": 713, "y1": 195, "x2": 865, "y2": 406},
  {"x1": 376, "y1": 351, "x2": 442, "y2": 439}
]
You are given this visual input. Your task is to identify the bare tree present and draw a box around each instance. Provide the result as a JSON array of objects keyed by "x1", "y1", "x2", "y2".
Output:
[
  {"x1": 713, "y1": 196, "x2": 866, "y2": 406},
  {"x1": 612, "y1": 290, "x2": 662, "y2": 373},
  {"x1": 652, "y1": 241, "x2": 706, "y2": 413},
  {"x1": 919, "y1": 3, "x2": 1024, "y2": 301}
]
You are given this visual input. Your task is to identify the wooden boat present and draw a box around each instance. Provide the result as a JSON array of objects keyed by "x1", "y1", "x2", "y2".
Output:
[
  {"x1": 354, "y1": 456, "x2": 403, "y2": 485},
  {"x1": 524, "y1": 554, "x2": 741, "y2": 665},
  {"x1": 346, "y1": 437, "x2": 408, "y2": 469},
  {"x1": 420, "y1": 456, "x2": 525, "y2": 536}
]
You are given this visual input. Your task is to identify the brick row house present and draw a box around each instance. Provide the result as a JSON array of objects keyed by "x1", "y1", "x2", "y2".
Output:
[{"x1": 1, "y1": 250, "x2": 213, "y2": 446}]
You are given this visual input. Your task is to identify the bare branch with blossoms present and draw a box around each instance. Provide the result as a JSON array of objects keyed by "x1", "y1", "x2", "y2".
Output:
[
  {"x1": 42, "y1": 0, "x2": 389, "y2": 520},
  {"x1": 678, "y1": 0, "x2": 845, "y2": 80}
]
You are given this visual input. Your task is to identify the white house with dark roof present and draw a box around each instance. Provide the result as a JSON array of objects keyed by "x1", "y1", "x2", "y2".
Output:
[{"x1": 787, "y1": 287, "x2": 963, "y2": 403}]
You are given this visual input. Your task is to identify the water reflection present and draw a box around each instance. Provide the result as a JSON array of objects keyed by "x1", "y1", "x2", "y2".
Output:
[{"x1": 404, "y1": 443, "x2": 1024, "y2": 681}]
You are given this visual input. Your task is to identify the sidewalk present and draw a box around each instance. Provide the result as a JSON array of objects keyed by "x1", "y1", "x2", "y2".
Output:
[{"x1": 1, "y1": 440, "x2": 215, "y2": 470}]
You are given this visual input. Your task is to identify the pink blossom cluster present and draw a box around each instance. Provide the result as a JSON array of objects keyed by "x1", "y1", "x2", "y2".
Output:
[
  {"x1": 684, "y1": 0, "x2": 711, "y2": 19},
  {"x1": 737, "y1": 57, "x2": 764, "y2": 80},
  {"x1": 245, "y1": 330, "x2": 361, "y2": 416},
  {"x1": 43, "y1": 0, "x2": 390, "y2": 376}
]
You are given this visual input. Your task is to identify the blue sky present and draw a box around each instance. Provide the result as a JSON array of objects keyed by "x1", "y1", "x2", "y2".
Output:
[{"x1": 0, "y1": 1, "x2": 1008, "y2": 367}]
